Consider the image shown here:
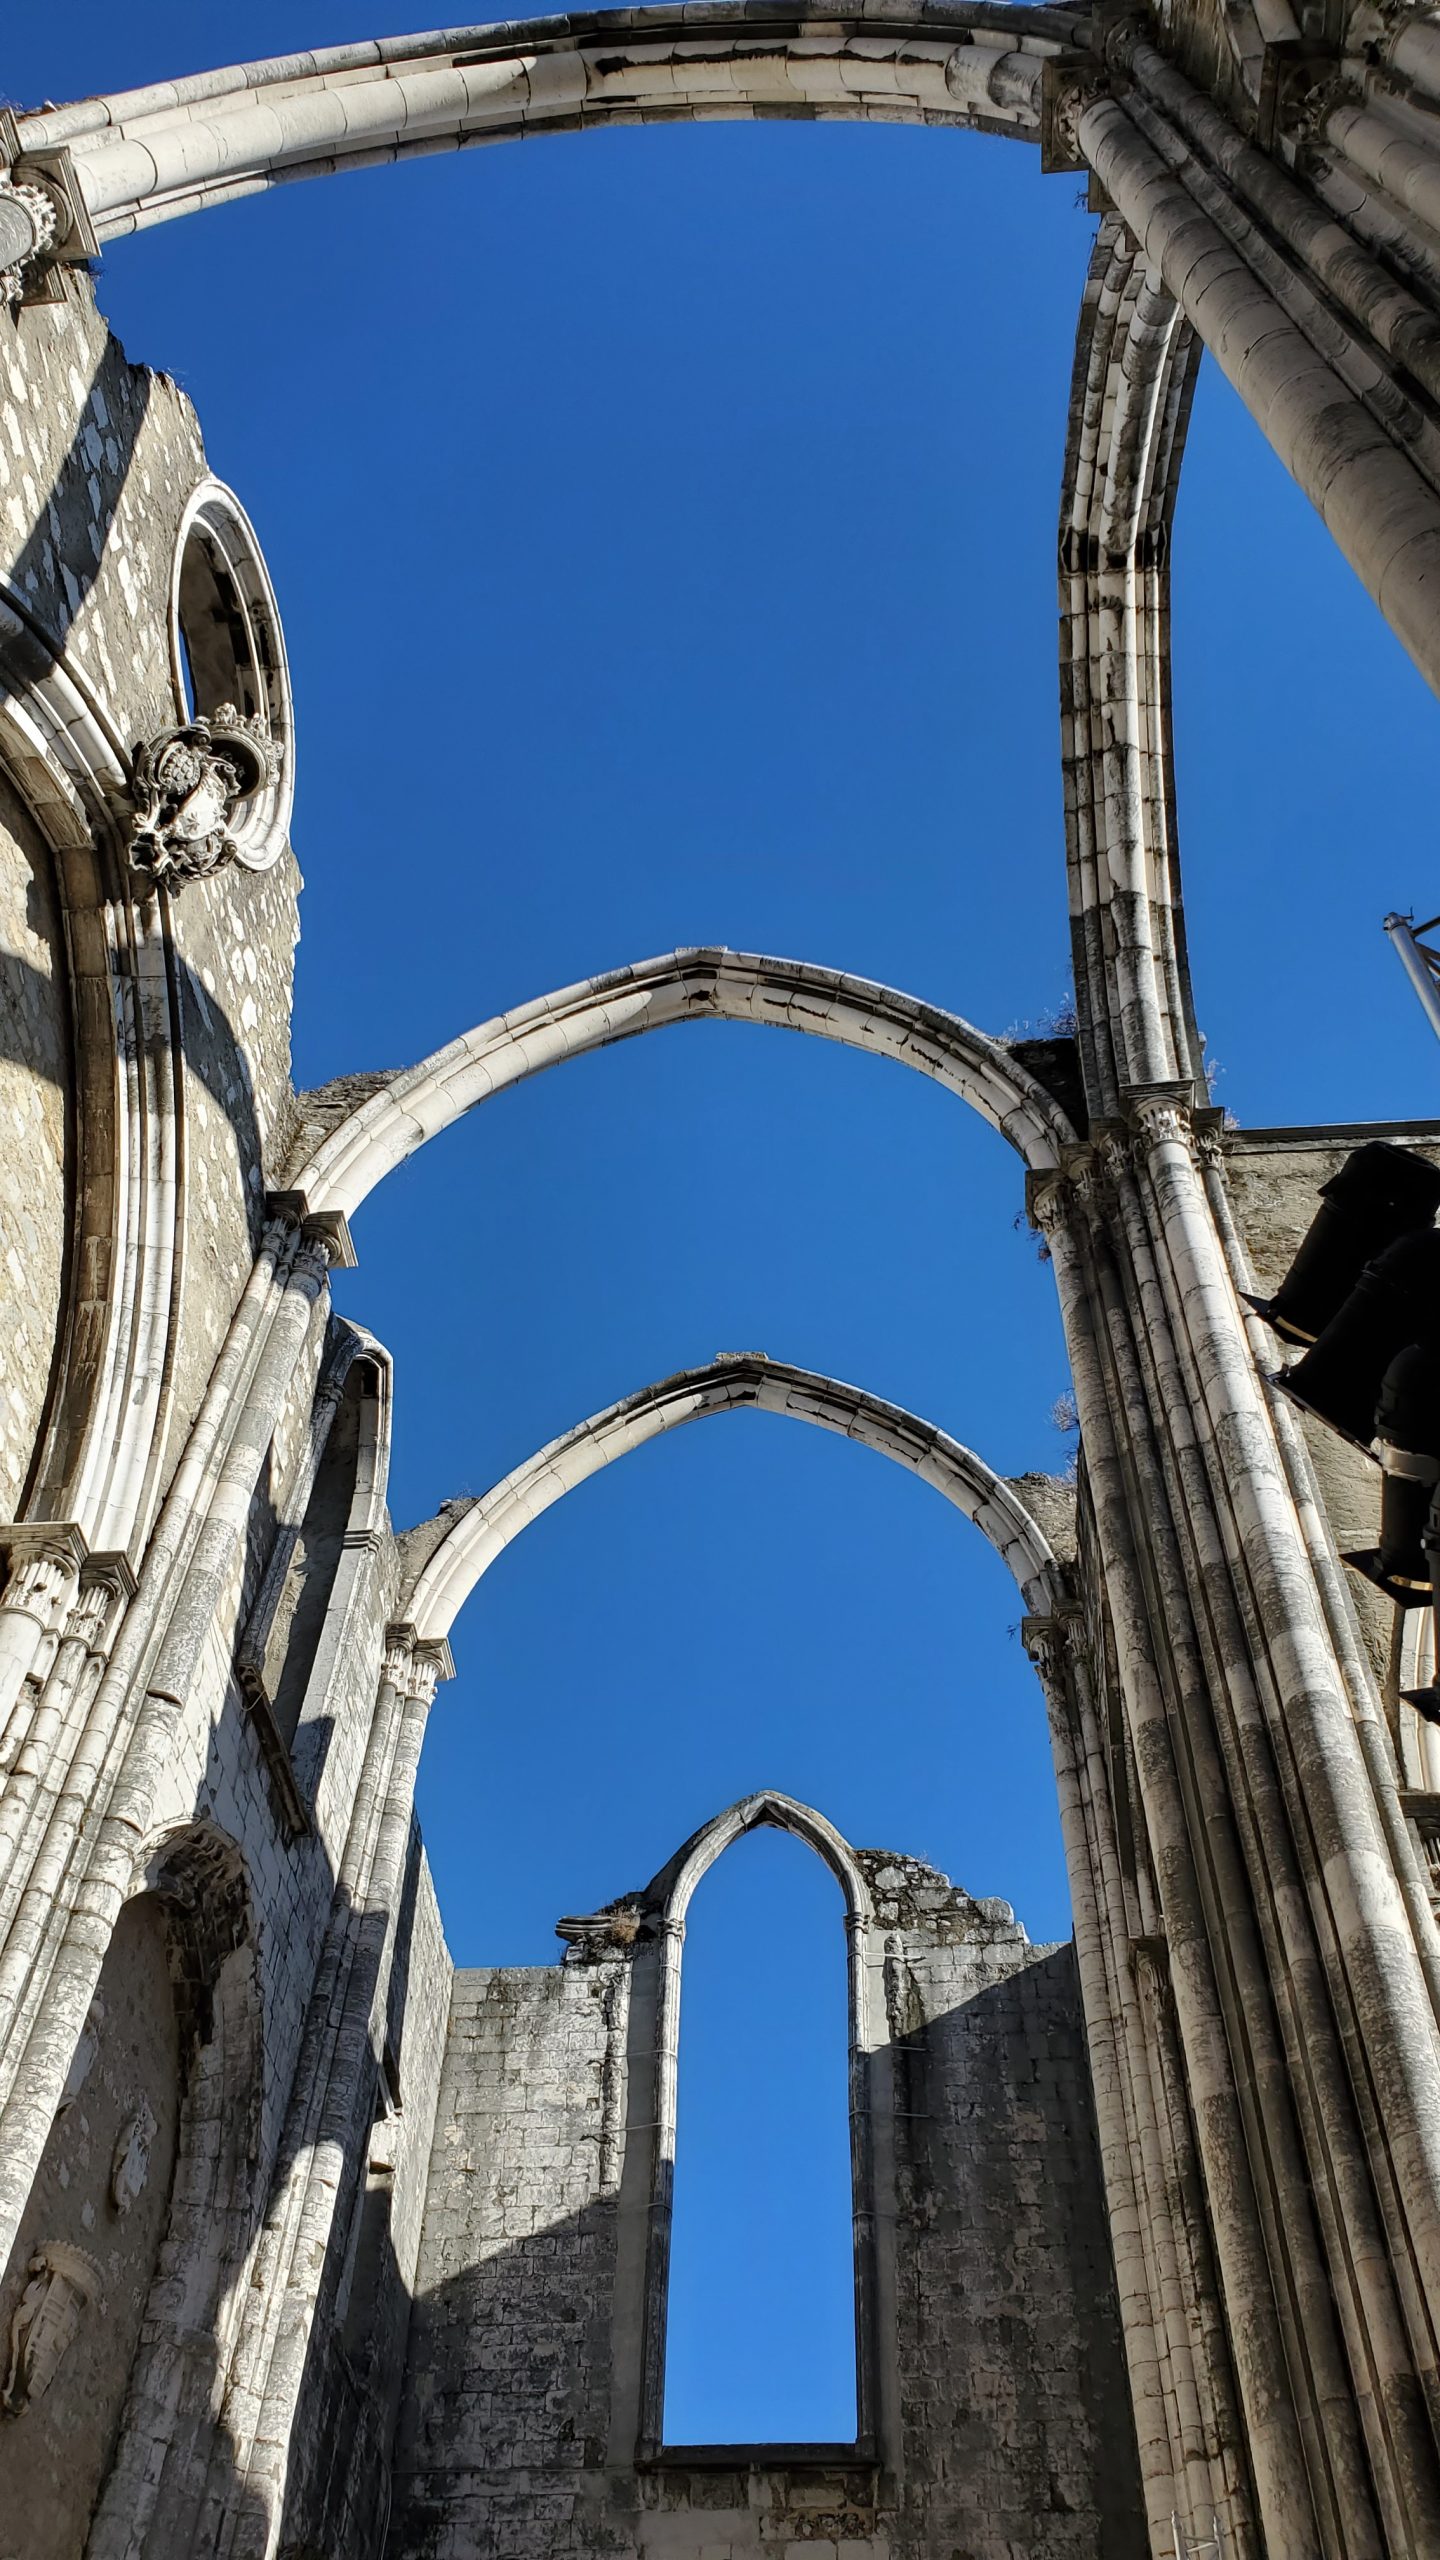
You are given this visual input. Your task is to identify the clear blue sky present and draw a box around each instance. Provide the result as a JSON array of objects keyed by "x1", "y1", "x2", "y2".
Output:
[{"x1": 9, "y1": 3, "x2": 1439, "y2": 2444}]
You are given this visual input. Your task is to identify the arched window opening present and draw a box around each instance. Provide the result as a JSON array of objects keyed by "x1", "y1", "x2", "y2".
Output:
[{"x1": 662, "y1": 1824, "x2": 858, "y2": 2449}]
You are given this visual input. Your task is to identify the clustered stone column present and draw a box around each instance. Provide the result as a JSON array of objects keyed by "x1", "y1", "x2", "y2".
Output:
[
  {"x1": 210, "y1": 1620, "x2": 451, "y2": 2556},
  {"x1": 0, "y1": 1205, "x2": 345, "y2": 2276},
  {"x1": 1066, "y1": 18, "x2": 1440, "y2": 696},
  {"x1": 1031, "y1": 1088, "x2": 1440, "y2": 2558}
]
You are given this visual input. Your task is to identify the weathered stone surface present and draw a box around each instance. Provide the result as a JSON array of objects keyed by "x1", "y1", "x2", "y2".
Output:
[
  {"x1": 389, "y1": 1827, "x2": 1144, "y2": 2560},
  {"x1": 2, "y1": 15, "x2": 1440, "y2": 2558}
]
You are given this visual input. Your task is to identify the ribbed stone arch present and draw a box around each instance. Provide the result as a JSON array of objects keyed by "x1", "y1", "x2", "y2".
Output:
[
  {"x1": 403, "y1": 1352, "x2": 1068, "y2": 1644},
  {"x1": 1059, "y1": 217, "x2": 1201, "y2": 1119},
  {"x1": 12, "y1": 7, "x2": 1084, "y2": 246},
  {"x1": 645, "y1": 1787, "x2": 875, "y2": 1928},
  {"x1": 287, "y1": 945, "x2": 1076, "y2": 1227}
]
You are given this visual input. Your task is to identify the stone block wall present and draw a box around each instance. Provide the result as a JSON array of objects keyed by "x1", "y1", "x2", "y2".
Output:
[
  {"x1": 0, "y1": 767, "x2": 67, "y2": 1518},
  {"x1": 388, "y1": 1839, "x2": 1144, "y2": 2560}
]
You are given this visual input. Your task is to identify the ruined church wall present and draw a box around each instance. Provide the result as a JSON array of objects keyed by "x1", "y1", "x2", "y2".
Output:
[
  {"x1": 389, "y1": 1868, "x2": 1144, "y2": 2560},
  {"x1": 273, "y1": 1835, "x2": 454, "y2": 2560},
  {"x1": 0, "y1": 769, "x2": 68, "y2": 1518},
  {"x1": 872, "y1": 1879, "x2": 1143, "y2": 2554},
  {"x1": 0, "y1": 1895, "x2": 181, "y2": 2560},
  {"x1": 0, "y1": 281, "x2": 302, "y2": 1519}
]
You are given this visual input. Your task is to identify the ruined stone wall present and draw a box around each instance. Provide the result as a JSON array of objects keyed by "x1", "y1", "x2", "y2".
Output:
[
  {"x1": 0, "y1": 1896, "x2": 180, "y2": 2560},
  {"x1": 0, "y1": 278, "x2": 301, "y2": 1520},
  {"x1": 865, "y1": 1856, "x2": 1144, "y2": 2558},
  {"x1": 276, "y1": 1835, "x2": 454, "y2": 2560},
  {"x1": 0, "y1": 769, "x2": 67, "y2": 1518},
  {"x1": 389, "y1": 1852, "x2": 1143, "y2": 2560}
]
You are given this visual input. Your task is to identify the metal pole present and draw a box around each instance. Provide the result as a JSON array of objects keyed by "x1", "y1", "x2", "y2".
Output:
[{"x1": 1385, "y1": 913, "x2": 1440, "y2": 1041}]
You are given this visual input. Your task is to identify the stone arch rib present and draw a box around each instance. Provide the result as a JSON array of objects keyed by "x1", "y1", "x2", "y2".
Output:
[
  {"x1": 17, "y1": 8, "x2": 1086, "y2": 245},
  {"x1": 1059, "y1": 215, "x2": 1202, "y2": 1119},
  {"x1": 403, "y1": 1352, "x2": 1067, "y2": 1643},
  {"x1": 287, "y1": 945, "x2": 1076, "y2": 1224},
  {"x1": 644, "y1": 1788, "x2": 875, "y2": 1929}
]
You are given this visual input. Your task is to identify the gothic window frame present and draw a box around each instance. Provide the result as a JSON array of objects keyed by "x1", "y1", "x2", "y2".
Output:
[
  {"x1": 616, "y1": 1793, "x2": 889, "y2": 2469},
  {"x1": 167, "y1": 476, "x2": 294, "y2": 871}
]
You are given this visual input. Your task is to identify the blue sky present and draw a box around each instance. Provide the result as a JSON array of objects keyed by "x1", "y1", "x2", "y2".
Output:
[{"x1": 9, "y1": 3, "x2": 1439, "y2": 2444}]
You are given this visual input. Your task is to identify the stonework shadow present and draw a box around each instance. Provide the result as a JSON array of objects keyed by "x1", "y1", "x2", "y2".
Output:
[
  {"x1": 379, "y1": 1938, "x2": 1146, "y2": 2560},
  {"x1": 2, "y1": 333, "x2": 155, "y2": 660}
]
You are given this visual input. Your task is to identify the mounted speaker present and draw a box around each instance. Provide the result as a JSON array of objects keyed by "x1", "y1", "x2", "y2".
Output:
[
  {"x1": 1245, "y1": 1141, "x2": 1440, "y2": 1347},
  {"x1": 1273, "y1": 1229, "x2": 1440, "y2": 1451}
]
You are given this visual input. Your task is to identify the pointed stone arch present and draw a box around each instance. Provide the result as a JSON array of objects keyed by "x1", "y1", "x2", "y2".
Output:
[
  {"x1": 287, "y1": 946, "x2": 1077, "y2": 1232},
  {"x1": 12, "y1": 10, "x2": 1081, "y2": 250},
  {"x1": 400, "y1": 1352, "x2": 1069, "y2": 1648},
  {"x1": 646, "y1": 1789, "x2": 875, "y2": 1932},
  {"x1": 618, "y1": 1793, "x2": 879, "y2": 2462}
]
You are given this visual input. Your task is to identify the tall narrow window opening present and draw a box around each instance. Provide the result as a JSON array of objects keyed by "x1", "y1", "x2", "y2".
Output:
[{"x1": 662, "y1": 1824, "x2": 858, "y2": 2447}]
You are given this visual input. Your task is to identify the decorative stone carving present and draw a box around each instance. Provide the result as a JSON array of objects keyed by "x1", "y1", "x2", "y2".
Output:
[
  {"x1": 0, "y1": 2245, "x2": 102, "y2": 2418},
  {"x1": 109, "y1": 2097, "x2": 158, "y2": 2217},
  {"x1": 125, "y1": 706, "x2": 281, "y2": 888},
  {"x1": 0, "y1": 175, "x2": 58, "y2": 307}
]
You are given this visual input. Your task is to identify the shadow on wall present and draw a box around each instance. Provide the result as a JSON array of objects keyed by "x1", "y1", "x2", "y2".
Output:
[
  {"x1": 2, "y1": 336, "x2": 155, "y2": 663},
  {"x1": 0, "y1": 928, "x2": 264, "y2": 1206},
  {"x1": 246, "y1": 1828, "x2": 437, "y2": 2560},
  {"x1": 0, "y1": 1832, "x2": 277, "y2": 2560},
  {"x1": 379, "y1": 1947, "x2": 1146, "y2": 2560}
]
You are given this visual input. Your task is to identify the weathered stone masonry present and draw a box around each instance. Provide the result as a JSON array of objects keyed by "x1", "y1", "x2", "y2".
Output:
[
  {"x1": 5, "y1": 4, "x2": 1440, "y2": 2555},
  {"x1": 392, "y1": 1807, "x2": 1143, "y2": 2560}
]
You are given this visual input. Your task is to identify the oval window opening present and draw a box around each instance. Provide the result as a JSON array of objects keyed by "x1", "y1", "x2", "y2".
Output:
[
  {"x1": 176, "y1": 528, "x2": 262, "y2": 722},
  {"x1": 168, "y1": 481, "x2": 294, "y2": 868}
]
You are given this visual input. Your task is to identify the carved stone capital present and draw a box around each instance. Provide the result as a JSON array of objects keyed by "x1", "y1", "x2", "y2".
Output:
[
  {"x1": 0, "y1": 175, "x2": 57, "y2": 305},
  {"x1": 1040, "y1": 54, "x2": 1107, "y2": 172},
  {"x1": 0, "y1": 114, "x2": 100, "y2": 307},
  {"x1": 1021, "y1": 1605, "x2": 1085, "y2": 1688},
  {"x1": 265, "y1": 1191, "x2": 358, "y2": 1271},
  {"x1": 0, "y1": 1523, "x2": 88, "y2": 1625},
  {"x1": 64, "y1": 1550, "x2": 137, "y2": 1651},
  {"x1": 125, "y1": 706, "x2": 282, "y2": 890},
  {"x1": 1124, "y1": 1082, "x2": 1196, "y2": 1151},
  {"x1": 383, "y1": 1621, "x2": 455, "y2": 1703},
  {"x1": 1025, "y1": 1169, "x2": 1071, "y2": 1234}
]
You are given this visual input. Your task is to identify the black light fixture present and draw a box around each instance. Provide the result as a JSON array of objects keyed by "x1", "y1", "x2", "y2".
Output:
[
  {"x1": 1342, "y1": 1345, "x2": 1440, "y2": 1603},
  {"x1": 1245, "y1": 1141, "x2": 1440, "y2": 1347},
  {"x1": 1272, "y1": 1227, "x2": 1440, "y2": 1451},
  {"x1": 1401, "y1": 1490, "x2": 1440, "y2": 1728}
]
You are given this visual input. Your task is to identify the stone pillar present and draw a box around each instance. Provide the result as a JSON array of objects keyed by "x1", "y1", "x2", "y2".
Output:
[
  {"x1": 1070, "y1": 71, "x2": 1440, "y2": 695},
  {"x1": 1024, "y1": 1605, "x2": 1251, "y2": 2553},
  {"x1": 0, "y1": 1209, "x2": 340, "y2": 2275},
  {"x1": 0, "y1": 1528, "x2": 87, "y2": 1762},
  {"x1": 1034, "y1": 1084, "x2": 1440, "y2": 2553},
  {"x1": 0, "y1": 1553, "x2": 135, "y2": 1920},
  {"x1": 210, "y1": 1621, "x2": 451, "y2": 2560}
]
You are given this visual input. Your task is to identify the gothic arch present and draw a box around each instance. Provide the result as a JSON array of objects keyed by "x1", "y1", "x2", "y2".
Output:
[
  {"x1": 647, "y1": 1789, "x2": 875, "y2": 1931},
  {"x1": 288, "y1": 946, "x2": 1077, "y2": 1227},
  {"x1": 1059, "y1": 218, "x2": 1202, "y2": 1121},
  {"x1": 13, "y1": 10, "x2": 1079, "y2": 246},
  {"x1": 402, "y1": 1351, "x2": 1068, "y2": 1645},
  {"x1": 619, "y1": 1794, "x2": 881, "y2": 2461}
]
